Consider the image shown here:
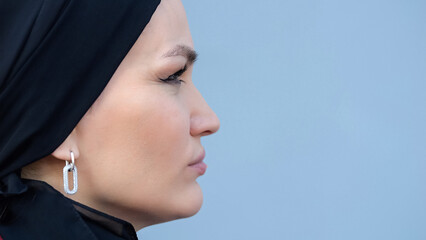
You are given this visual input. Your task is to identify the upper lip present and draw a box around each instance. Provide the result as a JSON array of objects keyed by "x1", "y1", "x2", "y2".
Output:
[{"x1": 188, "y1": 148, "x2": 205, "y2": 166}]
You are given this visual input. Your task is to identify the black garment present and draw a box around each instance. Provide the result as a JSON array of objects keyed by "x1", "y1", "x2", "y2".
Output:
[
  {"x1": 0, "y1": 0, "x2": 160, "y2": 195},
  {"x1": 0, "y1": 179, "x2": 139, "y2": 240},
  {"x1": 0, "y1": 0, "x2": 160, "y2": 236}
]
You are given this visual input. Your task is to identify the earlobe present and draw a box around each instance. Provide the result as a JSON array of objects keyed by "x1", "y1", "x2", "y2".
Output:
[{"x1": 51, "y1": 129, "x2": 80, "y2": 161}]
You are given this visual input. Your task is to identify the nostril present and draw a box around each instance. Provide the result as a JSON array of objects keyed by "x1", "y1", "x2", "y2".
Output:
[
  {"x1": 190, "y1": 119, "x2": 219, "y2": 137},
  {"x1": 201, "y1": 130, "x2": 214, "y2": 137}
]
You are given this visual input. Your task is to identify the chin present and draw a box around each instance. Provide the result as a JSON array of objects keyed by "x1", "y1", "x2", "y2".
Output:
[
  {"x1": 130, "y1": 182, "x2": 205, "y2": 229},
  {"x1": 172, "y1": 182, "x2": 204, "y2": 219}
]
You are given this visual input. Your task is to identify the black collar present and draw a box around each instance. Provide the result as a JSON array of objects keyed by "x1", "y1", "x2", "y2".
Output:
[
  {"x1": 67, "y1": 197, "x2": 138, "y2": 240},
  {"x1": 0, "y1": 179, "x2": 139, "y2": 240}
]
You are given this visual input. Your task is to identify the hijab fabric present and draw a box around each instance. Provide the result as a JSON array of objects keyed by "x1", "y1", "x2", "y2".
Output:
[{"x1": 0, "y1": 0, "x2": 160, "y2": 203}]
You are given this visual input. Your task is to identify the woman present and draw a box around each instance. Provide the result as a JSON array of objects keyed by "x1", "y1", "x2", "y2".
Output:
[{"x1": 0, "y1": 0, "x2": 220, "y2": 239}]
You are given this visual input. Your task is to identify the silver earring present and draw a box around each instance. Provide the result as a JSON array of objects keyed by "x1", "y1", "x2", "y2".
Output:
[{"x1": 63, "y1": 150, "x2": 78, "y2": 195}]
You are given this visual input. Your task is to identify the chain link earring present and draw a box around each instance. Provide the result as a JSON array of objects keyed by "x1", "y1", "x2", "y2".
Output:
[{"x1": 63, "y1": 150, "x2": 78, "y2": 195}]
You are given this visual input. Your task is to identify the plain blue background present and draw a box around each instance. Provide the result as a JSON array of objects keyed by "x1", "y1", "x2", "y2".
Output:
[{"x1": 138, "y1": 0, "x2": 426, "y2": 239}]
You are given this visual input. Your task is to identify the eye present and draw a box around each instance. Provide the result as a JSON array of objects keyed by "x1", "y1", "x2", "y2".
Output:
[{"x1": 159, "y1": 65, "x2": 187, "y2": 85}]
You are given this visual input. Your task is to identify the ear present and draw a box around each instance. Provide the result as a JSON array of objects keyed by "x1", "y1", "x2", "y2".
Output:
[{"x1": 51, "y1": 129, "x2": 80, "y2": 161}]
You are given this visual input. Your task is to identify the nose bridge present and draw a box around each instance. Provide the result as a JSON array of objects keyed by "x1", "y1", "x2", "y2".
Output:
[{"x1": 189, "y1": 84, "x2": 220, "y2": 136}]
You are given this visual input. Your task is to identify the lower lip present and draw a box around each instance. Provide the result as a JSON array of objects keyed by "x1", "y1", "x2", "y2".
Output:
[{"x1": 189, "y1": 161, "x2": 207, "y2": 175}]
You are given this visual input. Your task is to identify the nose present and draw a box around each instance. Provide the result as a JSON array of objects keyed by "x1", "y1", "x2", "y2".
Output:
[{"x1": 190, "y1": 89, "x2": 220, "y2": 137}]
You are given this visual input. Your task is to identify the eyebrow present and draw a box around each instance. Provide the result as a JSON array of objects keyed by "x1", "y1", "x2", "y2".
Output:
[{"x1": 162, "y1": 44, "x2": 198, "y2": 64}]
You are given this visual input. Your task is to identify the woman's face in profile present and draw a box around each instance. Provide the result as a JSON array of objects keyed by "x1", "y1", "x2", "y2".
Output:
[{"x1": 63, "y1": 0, "x2": 220, "y2": 229}]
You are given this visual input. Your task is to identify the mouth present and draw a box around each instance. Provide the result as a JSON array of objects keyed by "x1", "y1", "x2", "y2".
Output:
[
  {"x1": 188, "y1": 148, "x2": 205, "y2": 166},
  {"x1": 188, "y1": 148, "x2": 207, "y2": 175}
]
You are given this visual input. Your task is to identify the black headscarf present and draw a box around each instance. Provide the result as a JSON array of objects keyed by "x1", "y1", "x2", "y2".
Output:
[{"x1": 0, "y1": 0, "x2": 160, "y2": 198}]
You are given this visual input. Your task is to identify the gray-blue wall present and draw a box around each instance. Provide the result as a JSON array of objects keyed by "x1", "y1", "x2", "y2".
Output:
[{"x1": 139, "y1": 0, "x2": 426, "y2": 239}]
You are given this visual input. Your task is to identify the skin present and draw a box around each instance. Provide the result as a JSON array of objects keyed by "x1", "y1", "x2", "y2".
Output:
[{"x1": 21, "y1": 0, "x2": 220, "y2": 231}]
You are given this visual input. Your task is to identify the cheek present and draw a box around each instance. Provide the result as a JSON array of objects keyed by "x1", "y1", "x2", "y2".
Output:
[
  {"x1": 79, "y1": 88, "x2": 191, "y2": 205},
  {"x1": 135, "y1": 94, "x2": 191, "y2": 171}
]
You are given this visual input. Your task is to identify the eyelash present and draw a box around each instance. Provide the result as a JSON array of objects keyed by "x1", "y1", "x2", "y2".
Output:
[{"x1": 159, "y1": 65, "x2": 187, "y2": 85}]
